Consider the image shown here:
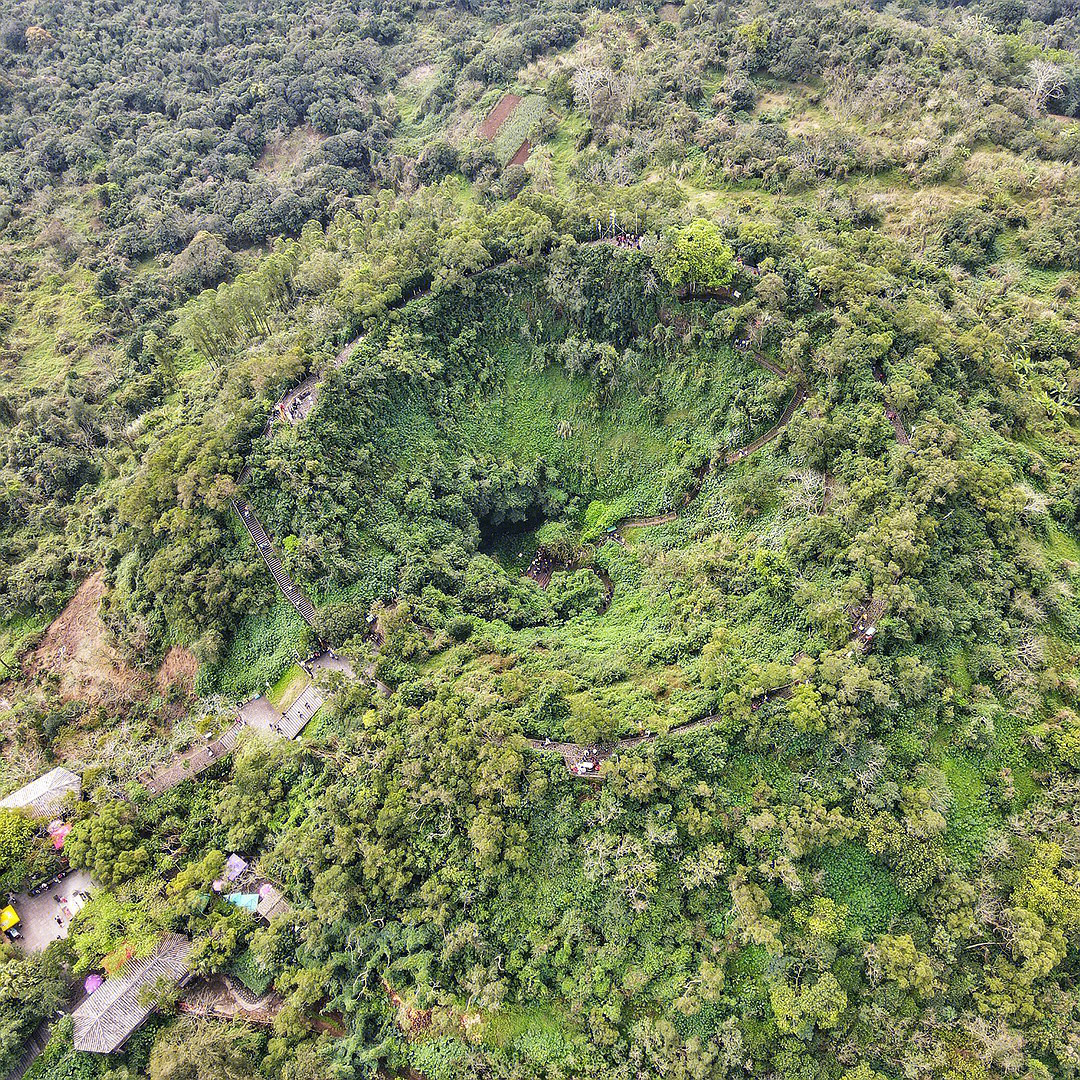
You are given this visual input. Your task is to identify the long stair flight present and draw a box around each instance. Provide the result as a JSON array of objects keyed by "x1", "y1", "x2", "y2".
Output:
[{"x1": 232, "y1": 498, "x2": 318, "y2": 627}]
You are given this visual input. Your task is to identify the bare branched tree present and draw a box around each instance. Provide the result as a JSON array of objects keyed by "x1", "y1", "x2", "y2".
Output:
[{"x1": 1026, "y1": 60, "x2": 1065, "y2": 115}]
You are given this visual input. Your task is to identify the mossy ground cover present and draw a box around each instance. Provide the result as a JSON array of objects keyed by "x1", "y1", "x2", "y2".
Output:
[
  {"x1": 390, "y1": 65, "x2": 449, "y2": 157},
  {"x1": 8, "y1": 267, "x2": 108, "y2": 388},
  {"x1": 545, "y1": 109, "x2": 590, "y2": 193},
  {"x1": 816, "y1": 842, "x2": 911, "y2": 936},
  {"x1": 268, "y1": 663, "x2": 309, "y2": 711},
  {"x1": 196, "y1": 599, "x2": 311, "y2": 699}
]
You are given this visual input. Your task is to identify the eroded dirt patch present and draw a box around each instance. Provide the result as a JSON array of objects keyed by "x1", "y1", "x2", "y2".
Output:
[
  {"x1": 156, "y1": 645, "x2": 199, "y2": 695},
  {"x1": 27, "y1": 571, "x2": 144, "y2": 704}
]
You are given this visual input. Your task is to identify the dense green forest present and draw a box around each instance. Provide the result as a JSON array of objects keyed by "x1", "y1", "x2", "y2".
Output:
[{"x1": 4, "y1": 0, "x2": 1080, "y2": 1077}]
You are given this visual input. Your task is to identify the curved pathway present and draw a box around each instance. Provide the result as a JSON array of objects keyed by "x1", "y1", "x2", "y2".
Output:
[
  {"x1": 725, "y1": 383, "x2": 808, "y2": 464},
  {"x1": 225, "y1": 242, "x2": 901, "y2": 778},
  {"x1": 518, "y1": 365, "x2": 902, "y2": 778},
  {"x1": 525, "y1": 689, "x2": 794, "y2": 776},
  {"x1": 517, "y1": 362, "x2": 812, "y2": 777},
  {"x1": 528, "y1": 584, "x2": 887, "y2": 779}
]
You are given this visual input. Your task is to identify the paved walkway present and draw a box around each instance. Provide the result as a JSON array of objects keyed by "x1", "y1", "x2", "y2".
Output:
[
  {"x1": 141, "y1": 660, "x2": 364, "y2": 798},
  {"x1": 852, "y1": 596, "x2": 887, "y2": 651},
  {"x1": 223, "y1": 255, "x2": 893, "y2": 786},
  {"x1": 883, "y1": 404, "x2": 910, "y2": 444},
  {"x1": 238, "y1": 696, "x2": 283, "y2": 736},
  {"x1": 235, "y1": 685, "x2": 325, "y2": 741},
  {"x1": 526, "y1": 684, "x2": 795, "y2": 779},
  {"x1": 725, "y1": 383, "x2": 808, "y2": 464},
  {"x1": 278, "y1": 375, "x2": 321, "y2": 424},
  {"x1": 179, "y1": 975, "x2": 283, "y2": 1027},
  {"x1": 140, "y1": 720, "x2": 244, "y2": 796},
  {"x1": 524, "y1": 549, "x2": 555, "y2": 587},
  {"x1": 310, "y1": 650, "x2": 355, "y2": 679},
  {"x1": 2, "y1": 1020, "x2": 51, "y2": 1080}
]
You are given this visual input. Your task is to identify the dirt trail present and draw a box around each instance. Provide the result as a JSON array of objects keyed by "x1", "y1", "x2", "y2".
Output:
[
  {"x1": 527, "y1": 683, "x2": 795, "y2": 775},
  {"x1": 616, "y1": 512, "x2": 678, "y2": 536},
  {"x1": 872, "y1": 361, "x2": 911, "y2": 444},
  {"x1": 725, "y1": 383, "x2": 807, "y2": 464},
  {"x1": 156, "y1": 645, "x2": 198, "y2": 695},
  {"x1": 508, "y1": 139, "x2": 532, "y2": 166},
  {"x1": 884, "y1": 405, "x2": 910, "y2": 445}
]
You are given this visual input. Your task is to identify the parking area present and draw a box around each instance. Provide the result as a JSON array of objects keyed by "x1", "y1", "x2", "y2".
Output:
[{"x1": 7, "y1": 868, "x2": 96, "y2": 952}]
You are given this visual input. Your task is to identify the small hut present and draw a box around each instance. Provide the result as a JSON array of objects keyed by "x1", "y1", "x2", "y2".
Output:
[{"x1": 255, "y1": 884, "x2": 292, "y2": 923}]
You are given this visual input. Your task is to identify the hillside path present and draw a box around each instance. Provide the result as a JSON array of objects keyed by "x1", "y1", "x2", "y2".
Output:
[{"x1": 232, "y1": 498, "x2": 318, "y2": 627}]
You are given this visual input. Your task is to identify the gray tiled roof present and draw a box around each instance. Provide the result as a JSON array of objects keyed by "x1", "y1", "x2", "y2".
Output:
[
  {"x1": 0, "y1": 767, "x2": 81, "y2": 817},
  {"x1": 72, "y1": 934, "x2": 192, "y2": 1053}
]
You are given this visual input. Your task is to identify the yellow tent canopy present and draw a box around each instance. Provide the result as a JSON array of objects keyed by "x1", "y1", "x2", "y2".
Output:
[{"x1": 0, "y1": 906, "x2": 20, "y2": 932}]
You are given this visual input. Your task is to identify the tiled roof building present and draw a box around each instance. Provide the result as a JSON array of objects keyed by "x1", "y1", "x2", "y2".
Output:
[{"x1": 72, "y1": 934, "x2": 192, "y2": 1053}]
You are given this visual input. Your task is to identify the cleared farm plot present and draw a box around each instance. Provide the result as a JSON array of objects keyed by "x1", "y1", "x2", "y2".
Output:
[
  {"x1": 491, "y1": 94, "x2": 546, "y2": 164},
  {"x1": 479, "y1": 93, "x2": 522, "y2": 139},
  {"x1": 508, "y1": 139, "x2": 532, "y2": 166}
]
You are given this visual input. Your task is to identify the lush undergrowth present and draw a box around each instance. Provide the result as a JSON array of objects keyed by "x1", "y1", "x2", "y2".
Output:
[
  {"x1": 6, "y1": 0, "x2": 1080, "y2": 1077},
  {"x1": 196, "y1": 601, "x2": 312, "y2": 700}
]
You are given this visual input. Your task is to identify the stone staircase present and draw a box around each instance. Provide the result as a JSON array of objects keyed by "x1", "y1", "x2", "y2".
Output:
[
  {"x1": 277, "y1": 684, "x2": 326, "y2": 739},
  {"x1": 232, "y1": 499, "x2": 318, "y2": 627},
  {"x1": 139, "y1": 718, "x2": 246, "y2": 796}
]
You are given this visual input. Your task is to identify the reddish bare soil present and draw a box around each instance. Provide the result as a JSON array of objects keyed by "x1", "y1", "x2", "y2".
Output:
[
  {"x1": 479, "y1": 93, "x2": 521, "y2": 139},
  {"x1": 27, "y1": 571, "x2": 144, "y2": 704},
  {"x1": 156, "y1": 645, "x2": 199, "y2": 695},
  {"x1": 508, "y1": 139, "x2": 532, "y2": 166}
]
